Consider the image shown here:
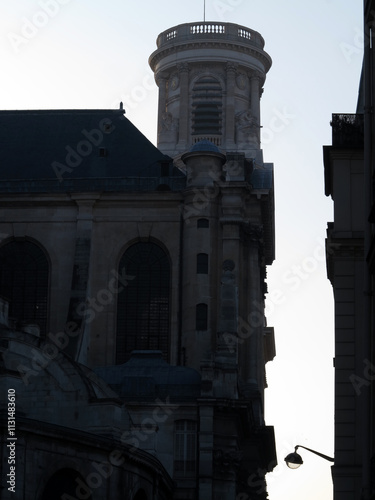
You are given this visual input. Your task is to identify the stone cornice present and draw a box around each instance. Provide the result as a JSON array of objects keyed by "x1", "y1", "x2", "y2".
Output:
[{"x1": 149, "y1": 39, "x2": 271, "y2": 76}]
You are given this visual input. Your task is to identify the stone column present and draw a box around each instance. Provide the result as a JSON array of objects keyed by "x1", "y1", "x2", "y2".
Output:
[
  {"x1": 156, "y1": 76, "x2": 167, "y2": 144},
  {"x1": 238, "y1": 223, "x2": 264, "y2": 401},
  {"x1": 250, "y1": 73, "x2": 261, "y2": 129},
  {"x1": 177, "y1": 63, "x2": 189, "y2": 150},
  {"x1": 225, "y1": 63, "x2": 237, "y2": 148},
  {"x1": 66, "y1": 194, "x2": 99, "y2": 364}
]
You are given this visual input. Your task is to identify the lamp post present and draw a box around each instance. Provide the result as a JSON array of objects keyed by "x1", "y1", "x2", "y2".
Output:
[{"x1": 284, "y1": 445, "x2": 334, "y2": 469}]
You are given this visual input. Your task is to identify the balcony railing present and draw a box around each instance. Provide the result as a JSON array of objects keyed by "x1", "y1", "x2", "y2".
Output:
[
  {"x1": 156, "y1": 22, "x2": 265, "y2": 50},
  {"x1": 192, "y1": 134, "x2": 222, "y2": 146},
  {"x1": 331, "y1": 113, "x2": 364, "y2": 147}
]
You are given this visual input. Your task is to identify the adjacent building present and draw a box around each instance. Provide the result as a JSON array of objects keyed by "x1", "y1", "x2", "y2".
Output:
[
  {"x1": 0, "y1": 22, "x2": 277, "y2": 499},
  {"x1": 323, "y1": 2, "x2": 375, "y2": 498}
]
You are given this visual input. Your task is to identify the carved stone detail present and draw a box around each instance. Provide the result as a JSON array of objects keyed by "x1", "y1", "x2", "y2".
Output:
[{"x1": 235, "y1": 109, "x2": 260, "y2": 144}]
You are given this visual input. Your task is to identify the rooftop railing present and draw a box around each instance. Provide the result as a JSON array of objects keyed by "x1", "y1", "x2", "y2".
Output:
[
  {"x1": 331, "y1": 113, "x2": 364, "y2": 147},
  {"x1": 156, "y1": 22, "x2": 265, "y2": 50}
]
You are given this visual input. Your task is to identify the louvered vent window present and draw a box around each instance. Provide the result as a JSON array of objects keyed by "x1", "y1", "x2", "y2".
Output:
[
  {"x1": 192, "y1": 76, "x2": 222, "y2": 136},
  {"x1": 0, "y1": 240, "x2": 49, "y2": 336},
  {"x1": 116, "y1": 242, "x2": 170, "y2": 363}
]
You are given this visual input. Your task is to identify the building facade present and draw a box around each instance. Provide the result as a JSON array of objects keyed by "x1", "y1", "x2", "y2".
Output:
[
  {"x1": 323, "y1": 2, "x2": 375, "y2": 498},
  {"x1": 0, "y1": 22, "x2": 276, "y2": 500}
]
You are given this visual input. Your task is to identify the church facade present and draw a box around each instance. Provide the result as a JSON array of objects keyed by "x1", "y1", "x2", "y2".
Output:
[{"x1": 0, "y1": 22, "x2": 276, "y2": 500}]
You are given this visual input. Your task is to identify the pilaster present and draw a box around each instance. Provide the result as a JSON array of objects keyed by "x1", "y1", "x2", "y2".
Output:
[
  {"x1": 225, "y1": 62, "x2": 237, "y2": 148},
  {"x1": 177, "y1": 63, "x2": 190, "y2": 151}
]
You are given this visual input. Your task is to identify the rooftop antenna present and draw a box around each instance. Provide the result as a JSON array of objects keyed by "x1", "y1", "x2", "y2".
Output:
[{"x1": 203, "y1": 0, "x2": 206, "y2": 22}]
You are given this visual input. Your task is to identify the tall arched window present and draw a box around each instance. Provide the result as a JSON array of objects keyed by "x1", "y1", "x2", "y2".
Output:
[
  {"x1": 0, "y1": 240, "x2": 49, "y2": 336},
  {"x1": 192, "y1": 76, "x2": 223, "y2": 141},
  {"x1": 116, "y1": 242, "x2": 170, "y2": 364},
  {"x1": 42, "y1": 469, "x2": 92, "y2": 500},
  {"x1": 133, "y1": 489, "x2": 148, "y2": 500}
]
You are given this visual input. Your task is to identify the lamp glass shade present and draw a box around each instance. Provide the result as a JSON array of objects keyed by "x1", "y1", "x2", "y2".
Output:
[{"x1": 284, "y1": 452, "x2": 303, "y2": 469}]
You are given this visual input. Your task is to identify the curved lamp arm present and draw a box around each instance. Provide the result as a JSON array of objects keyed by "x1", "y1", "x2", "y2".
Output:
[{"x1": 295, "y1": 445, "x2": 334, "y2": 462}]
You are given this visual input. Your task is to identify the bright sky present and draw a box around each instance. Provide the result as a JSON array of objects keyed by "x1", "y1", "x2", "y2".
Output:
[{"x1": 0, "y1": 1, "x2": 364, "y2": 499}]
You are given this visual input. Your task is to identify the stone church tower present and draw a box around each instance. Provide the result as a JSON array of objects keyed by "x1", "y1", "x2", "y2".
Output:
[
  {"x1": 149, "y1": 22, "x2": 271, "y2": 158},
  {"x1": 148, "y1": 20, "x2": 275, "y2": 403},
  {"x1": 0, "y1": 21, "x2": 276, "y2": 500}
]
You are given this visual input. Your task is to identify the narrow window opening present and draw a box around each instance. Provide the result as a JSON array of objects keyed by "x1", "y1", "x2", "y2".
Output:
[
  {"x1": 196, "y1": 303, "x2": 208, "y2": 330},
  {"x1": 197, "y1": 218, "x2": 209, "y2": 228},
  {"x1": 197, "y1": 253, "x2": 208, "y2": 274},
  {"x1": 174, "y1": 420, "x2": 197, "y2": 477}
]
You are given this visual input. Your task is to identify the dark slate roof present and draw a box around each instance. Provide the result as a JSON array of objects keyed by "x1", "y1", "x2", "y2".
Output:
[
  {"x1": 95, "y1": 350, "x2": 201, "y2": 401},
  {"x1": 0, "y1": 109, "x2": 185, "y2": 193},
  {"x1": 190, "y1": 139, "x2": 221, "y2": 153}
]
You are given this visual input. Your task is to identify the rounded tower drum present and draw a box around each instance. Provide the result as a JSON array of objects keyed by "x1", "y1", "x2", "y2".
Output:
[{"x1": 149, "y1": 22, "x2": 272, "y2": 158}]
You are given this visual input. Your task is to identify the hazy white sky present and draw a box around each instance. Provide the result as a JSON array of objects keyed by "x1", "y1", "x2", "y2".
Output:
[{"x1": 0, "y1": 1, "x2": 364, "y2": 499}]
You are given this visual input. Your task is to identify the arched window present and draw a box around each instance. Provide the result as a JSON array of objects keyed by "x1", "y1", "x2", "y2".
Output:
[
  {"x1": 42, "y1": 468, "x2": 92, "y2": 500},
  {"x1": 133, "y1": 489, "x2": 148, "y2": 500},
  {"x1": 116, "y1": 242, "x2": 170, "y2": 363},
  {"x1": 196, "y1": 303, "x2": 208, "y2": 330},
  {"x1": 197, "y1": 253, "x2": 208, "y2": 274},
  {"x1": 197, "y1": 218, "x2": 209, "y2": 228},
  {"x1": 192, "y1": 76, "x2": 222, "y2": 138},
  {"x1": 174, "y1": 420, "x2": 197, "y2": 477},
  {"x1": 0, "y1": 240, "x2": 49, "y2": 336}
]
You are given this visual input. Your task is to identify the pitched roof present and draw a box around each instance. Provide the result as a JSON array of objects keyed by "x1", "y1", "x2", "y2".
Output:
[{"x1": 0, "y1": 109, "x2": 185, "y2": 192}]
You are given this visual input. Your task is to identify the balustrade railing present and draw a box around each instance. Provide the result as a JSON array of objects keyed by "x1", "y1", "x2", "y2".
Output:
[
  {"x1": 157, "y1": 22, "x2": 264, "y2": 49},
  {"x1": 192, "y1": 135, "x2": 222, "y2": 146},
  {"x1": 331, "y1": 114, "x2": 364, "y2": 147}
]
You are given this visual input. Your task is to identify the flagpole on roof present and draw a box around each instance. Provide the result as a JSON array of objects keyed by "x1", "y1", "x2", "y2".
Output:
[{"x1": 204, "y1": 0, "x2": 206, "y2": 22}]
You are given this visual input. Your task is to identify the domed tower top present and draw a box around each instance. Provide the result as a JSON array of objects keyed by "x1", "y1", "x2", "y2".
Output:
[{"x1": 149, "y1": 22, "x2": 272, "y2": 159}]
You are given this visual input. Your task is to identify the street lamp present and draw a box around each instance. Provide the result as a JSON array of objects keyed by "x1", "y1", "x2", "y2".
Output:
[{"x1": 284, "y1": 445, "x2": 334, "y2": 469}]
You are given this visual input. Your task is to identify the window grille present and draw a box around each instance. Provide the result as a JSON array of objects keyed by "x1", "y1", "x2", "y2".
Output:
[
  {"x1": 116, "y1": 242, "x2": 170, "y2": 363},
  {"x1": 0, "y1": 240, "x2": 49, "y2": 336}
]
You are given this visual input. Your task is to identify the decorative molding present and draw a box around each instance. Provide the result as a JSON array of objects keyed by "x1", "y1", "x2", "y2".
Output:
[
  {"x1": 236, "y1": 73, "x2": 248, "y2": 90},
  {"x1": 150, "y1": 41, "x2": 271, "y2": 75},
  {"x1": 213, "y1": 449, "x2": 242, "y2": 474},
  {"x1": 177, "y1": 62, "x2": 189, "y2": 74}
]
